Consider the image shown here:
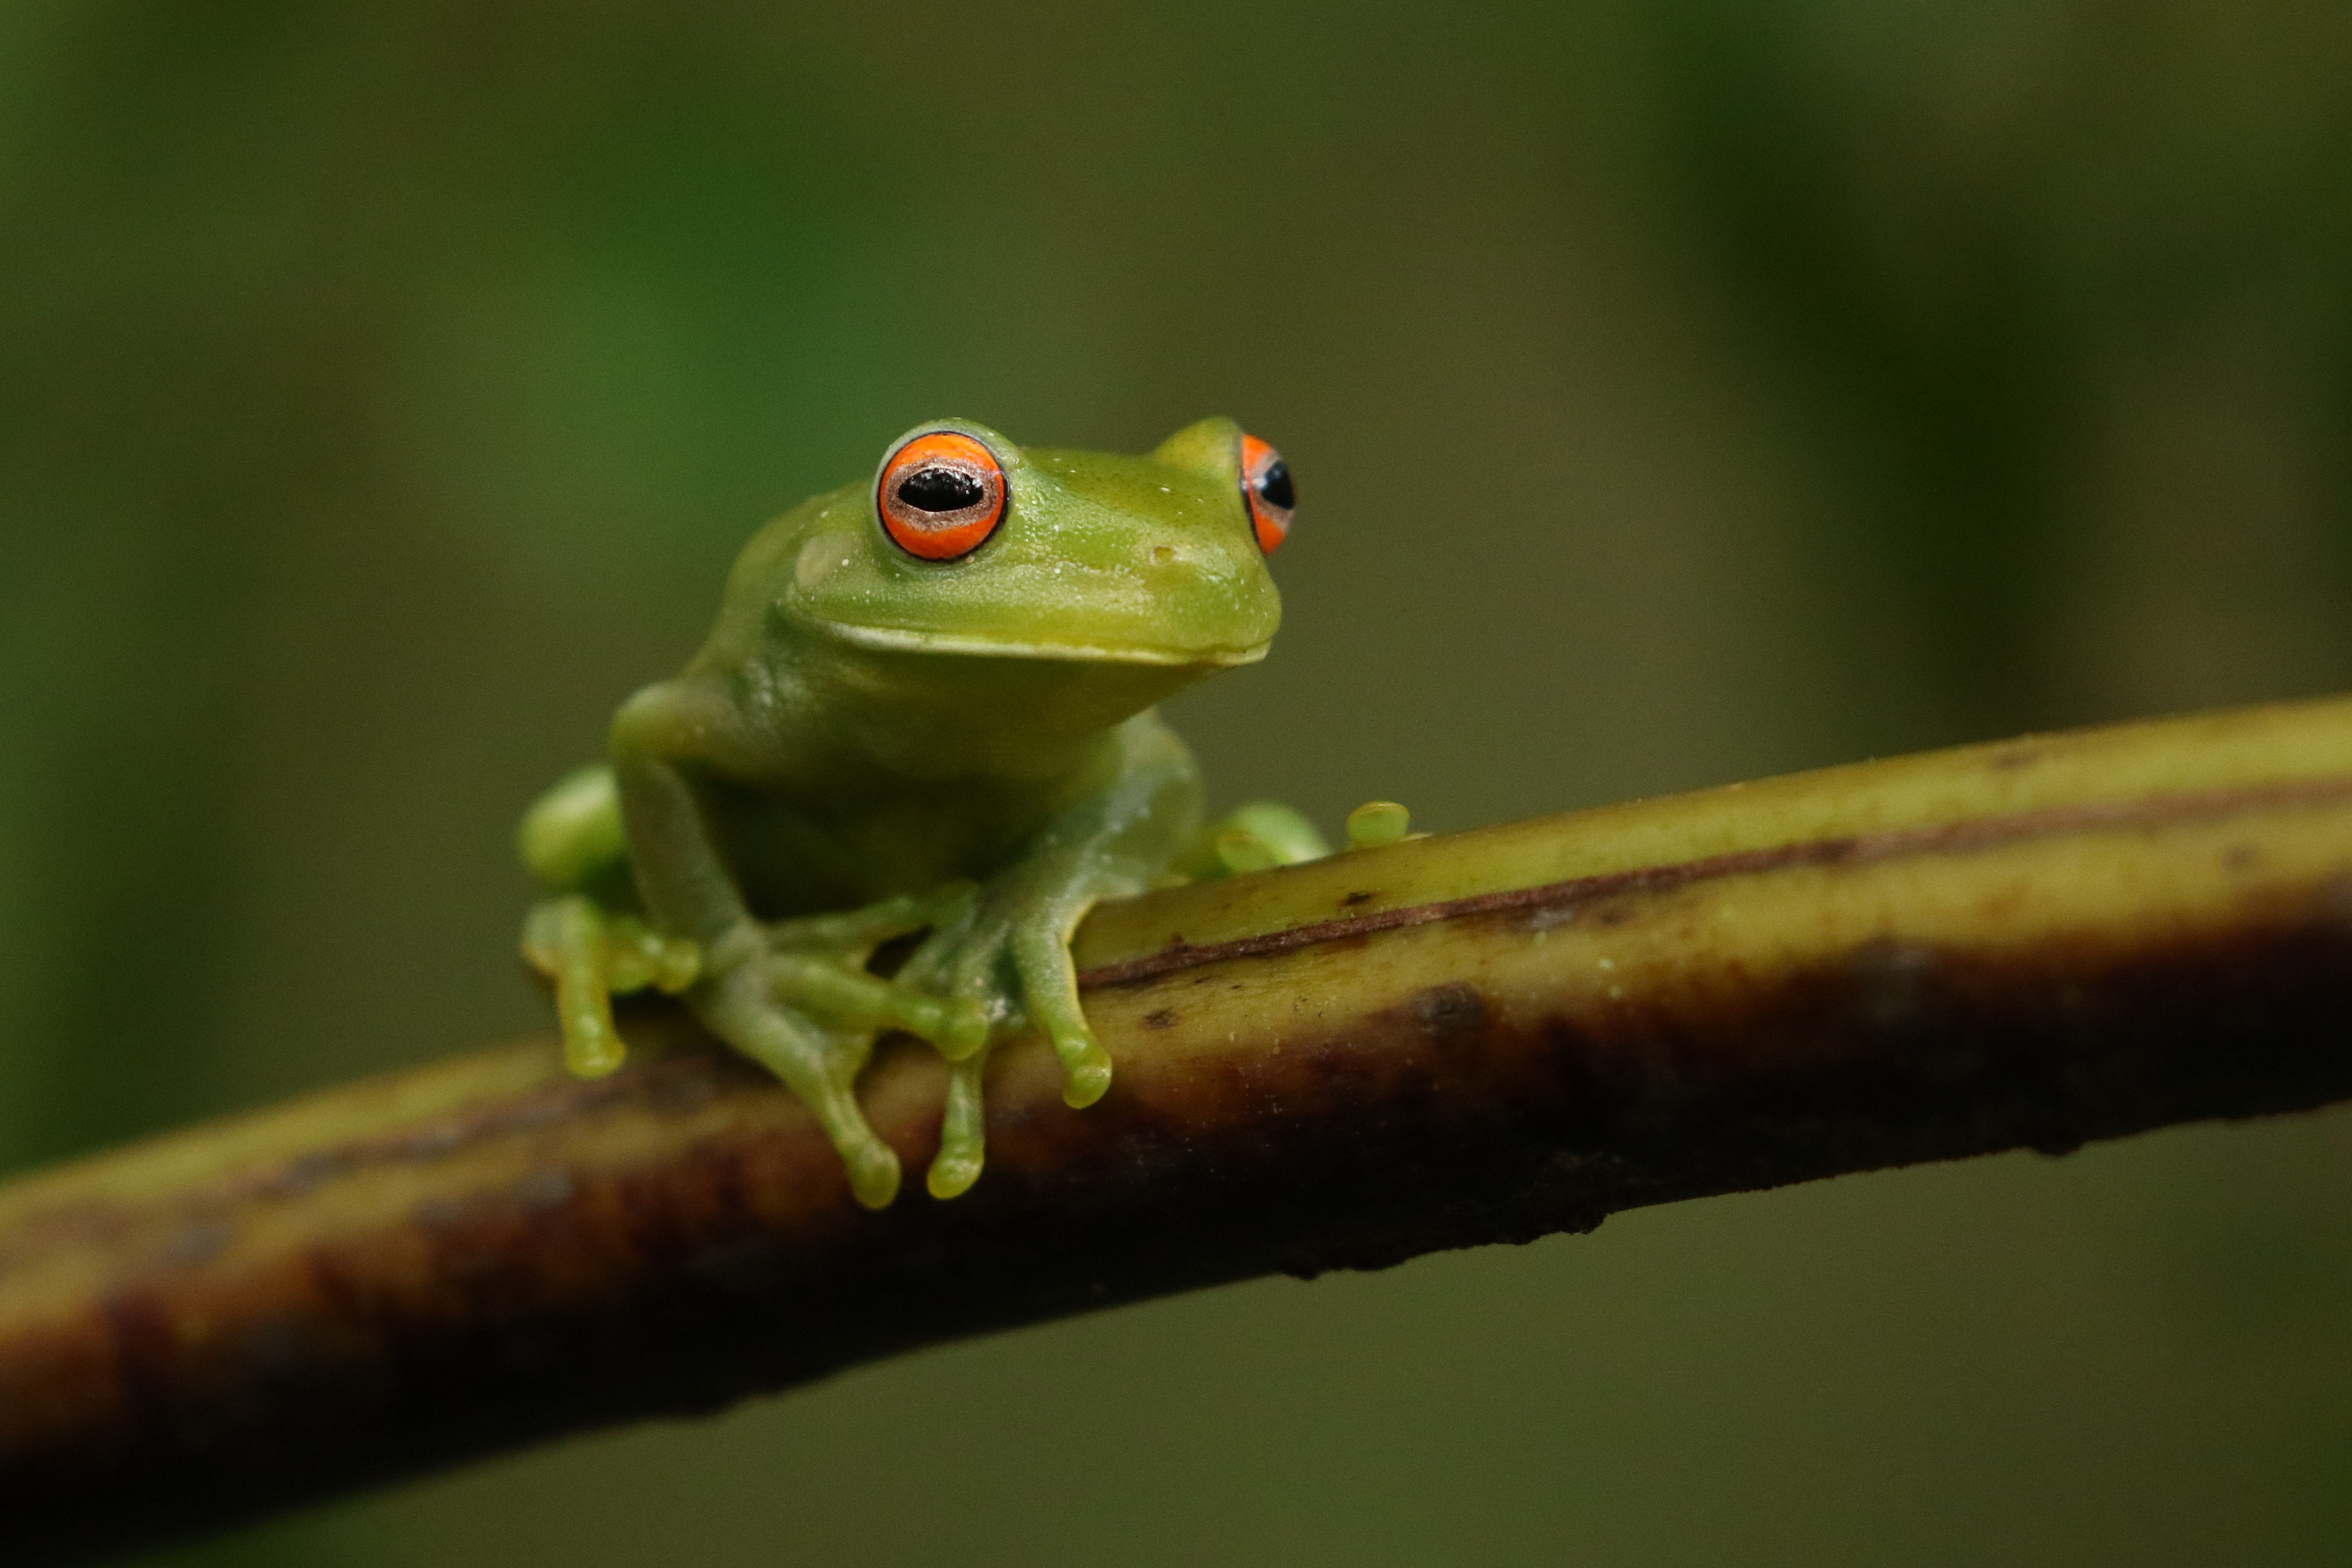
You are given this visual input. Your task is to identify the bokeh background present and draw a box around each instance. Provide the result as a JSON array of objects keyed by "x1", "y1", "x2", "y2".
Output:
[{"x1": 5, "y1": 2, "x2": 2351, "y2": 1563}]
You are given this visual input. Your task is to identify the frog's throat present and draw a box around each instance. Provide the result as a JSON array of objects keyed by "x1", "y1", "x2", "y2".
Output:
[{"x1": 819, "y1": 622, "x2": 1270, "y2": 667}]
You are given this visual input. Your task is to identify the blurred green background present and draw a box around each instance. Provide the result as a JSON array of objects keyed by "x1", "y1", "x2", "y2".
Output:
[{"x1": 5, "y1": 2, "x2": 2351, "y2": 1563}]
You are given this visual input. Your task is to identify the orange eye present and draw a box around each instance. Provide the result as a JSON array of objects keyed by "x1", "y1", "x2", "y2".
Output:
[
  {"x1": 878, "y1": 431, "x2": 1007, "y2": 560},
  {"x1": 1240, "y1": 432, "x2": 1293, "y2": 553}
]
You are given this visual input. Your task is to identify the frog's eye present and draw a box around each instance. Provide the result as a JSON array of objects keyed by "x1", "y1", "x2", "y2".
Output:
[
  {"x1": 878, "y1": 432, "x2": 1007, "y2": 560},
  {"x1": 1240, "y1": 433, "x2": 1294, "y2": 553}
]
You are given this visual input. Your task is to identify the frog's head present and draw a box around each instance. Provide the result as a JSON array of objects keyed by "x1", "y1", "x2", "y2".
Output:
[{"x1": 780, "y1": 417, "x2": 1290, "y2": 673}]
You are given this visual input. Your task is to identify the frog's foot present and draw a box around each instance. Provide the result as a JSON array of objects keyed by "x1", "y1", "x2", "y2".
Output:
[
  {"x1": 892, "y1": 882, "x2": 1125, "y2": 1198},
  {"x1": 691, "y1": 959, "x2": 903, "y2": 1209},
  {"x1": 754, "y1": 884, "x2": 992, "y2": 1062},
  {"x1": 675, "y1": 885, "x2": 994, "y2": 1208},
  {"x1": 1177, "y1": 800, "x2": 1334, "y2": 879},
  {"x1": 1344, "y1": 799, "x2": 1417, "y2": 850},
  {"x1": 523, "y1": 895, "x2": 701, "y2": 1077}
]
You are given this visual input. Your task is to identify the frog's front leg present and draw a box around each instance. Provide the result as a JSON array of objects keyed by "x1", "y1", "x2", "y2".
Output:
[
  {"x1": 899, "y1": 713, "x2": 1205, "y2": 1197},
  {"x1": 609, "y1": 677, "x2": 986, "y2": 1208}
]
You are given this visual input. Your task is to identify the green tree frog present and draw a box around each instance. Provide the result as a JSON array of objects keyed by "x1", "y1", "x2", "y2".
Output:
[{"x1": 517, "y1": 418, "x2": 1331, "y2": 1209}]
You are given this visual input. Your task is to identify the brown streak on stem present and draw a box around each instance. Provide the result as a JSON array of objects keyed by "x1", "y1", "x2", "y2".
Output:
[
  {"x1": 1075, "y1": 771, "x2": 2352, "y2": 988},
  {"x1": 8, "y1": 696, "x2": 2352, "y2": 1564}
]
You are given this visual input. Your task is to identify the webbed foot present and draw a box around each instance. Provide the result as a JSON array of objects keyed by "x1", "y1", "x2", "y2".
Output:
[
  {"x1": 754, "y1": 885, "x2": 992, "y2": 1061},
  {"x1": 890, "y1": 877, "x2": 1126, "y2": 1198},
  {"x1": 690, "y1": 883, "x2": 993, "y2": 1209},
  {"x1": 693, "y1": 956, "x2": 908, "y2": 1208},
  {"x1": 530, "y1": 885, "x2": 995, "y2": 1208}
]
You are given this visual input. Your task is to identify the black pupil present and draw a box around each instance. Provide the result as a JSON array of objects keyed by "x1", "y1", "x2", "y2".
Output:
[
  {"x1": 899, "y1": 467, "x2": 984, "y2": 513},
  {"x1": 1256, "y1": 458, "x2": 1294, "y2": 512}
]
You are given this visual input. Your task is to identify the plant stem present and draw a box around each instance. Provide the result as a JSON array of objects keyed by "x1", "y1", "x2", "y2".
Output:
[{"x1": 10, "y1": 696, "x2": 2352, "y2": 1564}]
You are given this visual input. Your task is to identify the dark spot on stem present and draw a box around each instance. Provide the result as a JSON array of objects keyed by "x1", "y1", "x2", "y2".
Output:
[
  {"x1": 513, "y1": 1166, "x2": 575, "y2": 1212},
  {"x1": 2322, "y1": 875, "x2": 2352, "y2": 931},
  {"x1": 1848, "y1": 938, "x2": 1940, "y2": 1030},
  {"x1": 156, "y1": 1222, "x2": 231, "y2": 1269},
  {"x1": 411, "y1": 1196, "x2": 466, "y2": 1231},
  {"x1": 1412, "y1": 982, "x2": 1487, "y2": 1042}
]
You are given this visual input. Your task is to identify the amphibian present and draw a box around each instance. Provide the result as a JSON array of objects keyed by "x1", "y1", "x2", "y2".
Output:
[{"x1": 518, "y1": 418, "x2": 1328, "y2": 1207}]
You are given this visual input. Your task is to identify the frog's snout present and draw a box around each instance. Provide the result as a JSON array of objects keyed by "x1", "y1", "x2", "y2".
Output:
[
  {"x1": 1136, "y1": 538, "x2": 1203, "y2": 587},
  {"x1": 1136, "y1": 538, "x2": 1235, "y2": 602},
  {"x1": 1126, "y1": 533, "x2": 1282, "y2": 664},
  {"x1": 1137, "y1": 536, "x2": 1246, "y2": 586}
]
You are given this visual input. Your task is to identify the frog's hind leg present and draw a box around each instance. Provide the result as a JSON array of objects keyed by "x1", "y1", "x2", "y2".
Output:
[
  {"x1": 519, "y1": 764, "x2": 630, "y2": 893},
  {"x1": 523, "y1": 895, "x2": 631, "y2": 1077},
  {"x1": 523, "y1": 895, "x2": 702, "y2": 1079}
]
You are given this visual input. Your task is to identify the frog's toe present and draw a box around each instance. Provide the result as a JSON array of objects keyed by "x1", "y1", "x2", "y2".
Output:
[
  {"x1": 1057, "y1": 1032, "x2": 1114, "y2": 1109},
  {"x1": 900, "y1": 991, "x2": 993, "y2": 1063},
  {"x1": 1346, "y1": 799, "x2": 1414, "y2": 850},
  {"x1": 926, "y1": 1055, "x2": 989, "y2": 1200},
  {"x1": 695, "y1": 967, "x2": 909, "y2": 1207},
  {"x1": 1179, "y1": 801, "x2": 1333, "y2": 878},
  {"x1": 845, "y1": 1138, "x2": 903, "y2": 1210},
  {"x1": 926, "y1": 1144, "x2": 984, "y2": 1200},
  {"x1": 525, "y1": 895, "x2": 632, "y2": 1079}
]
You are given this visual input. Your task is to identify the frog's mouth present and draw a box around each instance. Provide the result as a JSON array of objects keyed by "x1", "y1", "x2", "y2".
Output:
[{"x1": 822, "y1": 622, "x2": 1271, "y2": 666}]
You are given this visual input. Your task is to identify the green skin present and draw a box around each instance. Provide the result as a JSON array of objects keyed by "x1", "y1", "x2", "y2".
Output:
[{"x1": 520, "y1": 417, "x2": 1325, "y2": 1208}]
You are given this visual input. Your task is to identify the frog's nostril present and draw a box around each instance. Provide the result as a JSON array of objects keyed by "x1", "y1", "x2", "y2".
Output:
[{"x1": 1151, "y1": 545, "x2": 1178, "y2": 566}]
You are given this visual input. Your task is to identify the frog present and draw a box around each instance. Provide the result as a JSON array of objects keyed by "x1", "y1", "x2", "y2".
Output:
[{"x1": 516, "y1": 416, "x2": 1337, "y2": 1210}]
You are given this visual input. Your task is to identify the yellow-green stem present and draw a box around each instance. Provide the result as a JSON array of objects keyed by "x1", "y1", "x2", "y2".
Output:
[{"x1": 10, "y1": 695, "x2": 2352, "y2": 1565}]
